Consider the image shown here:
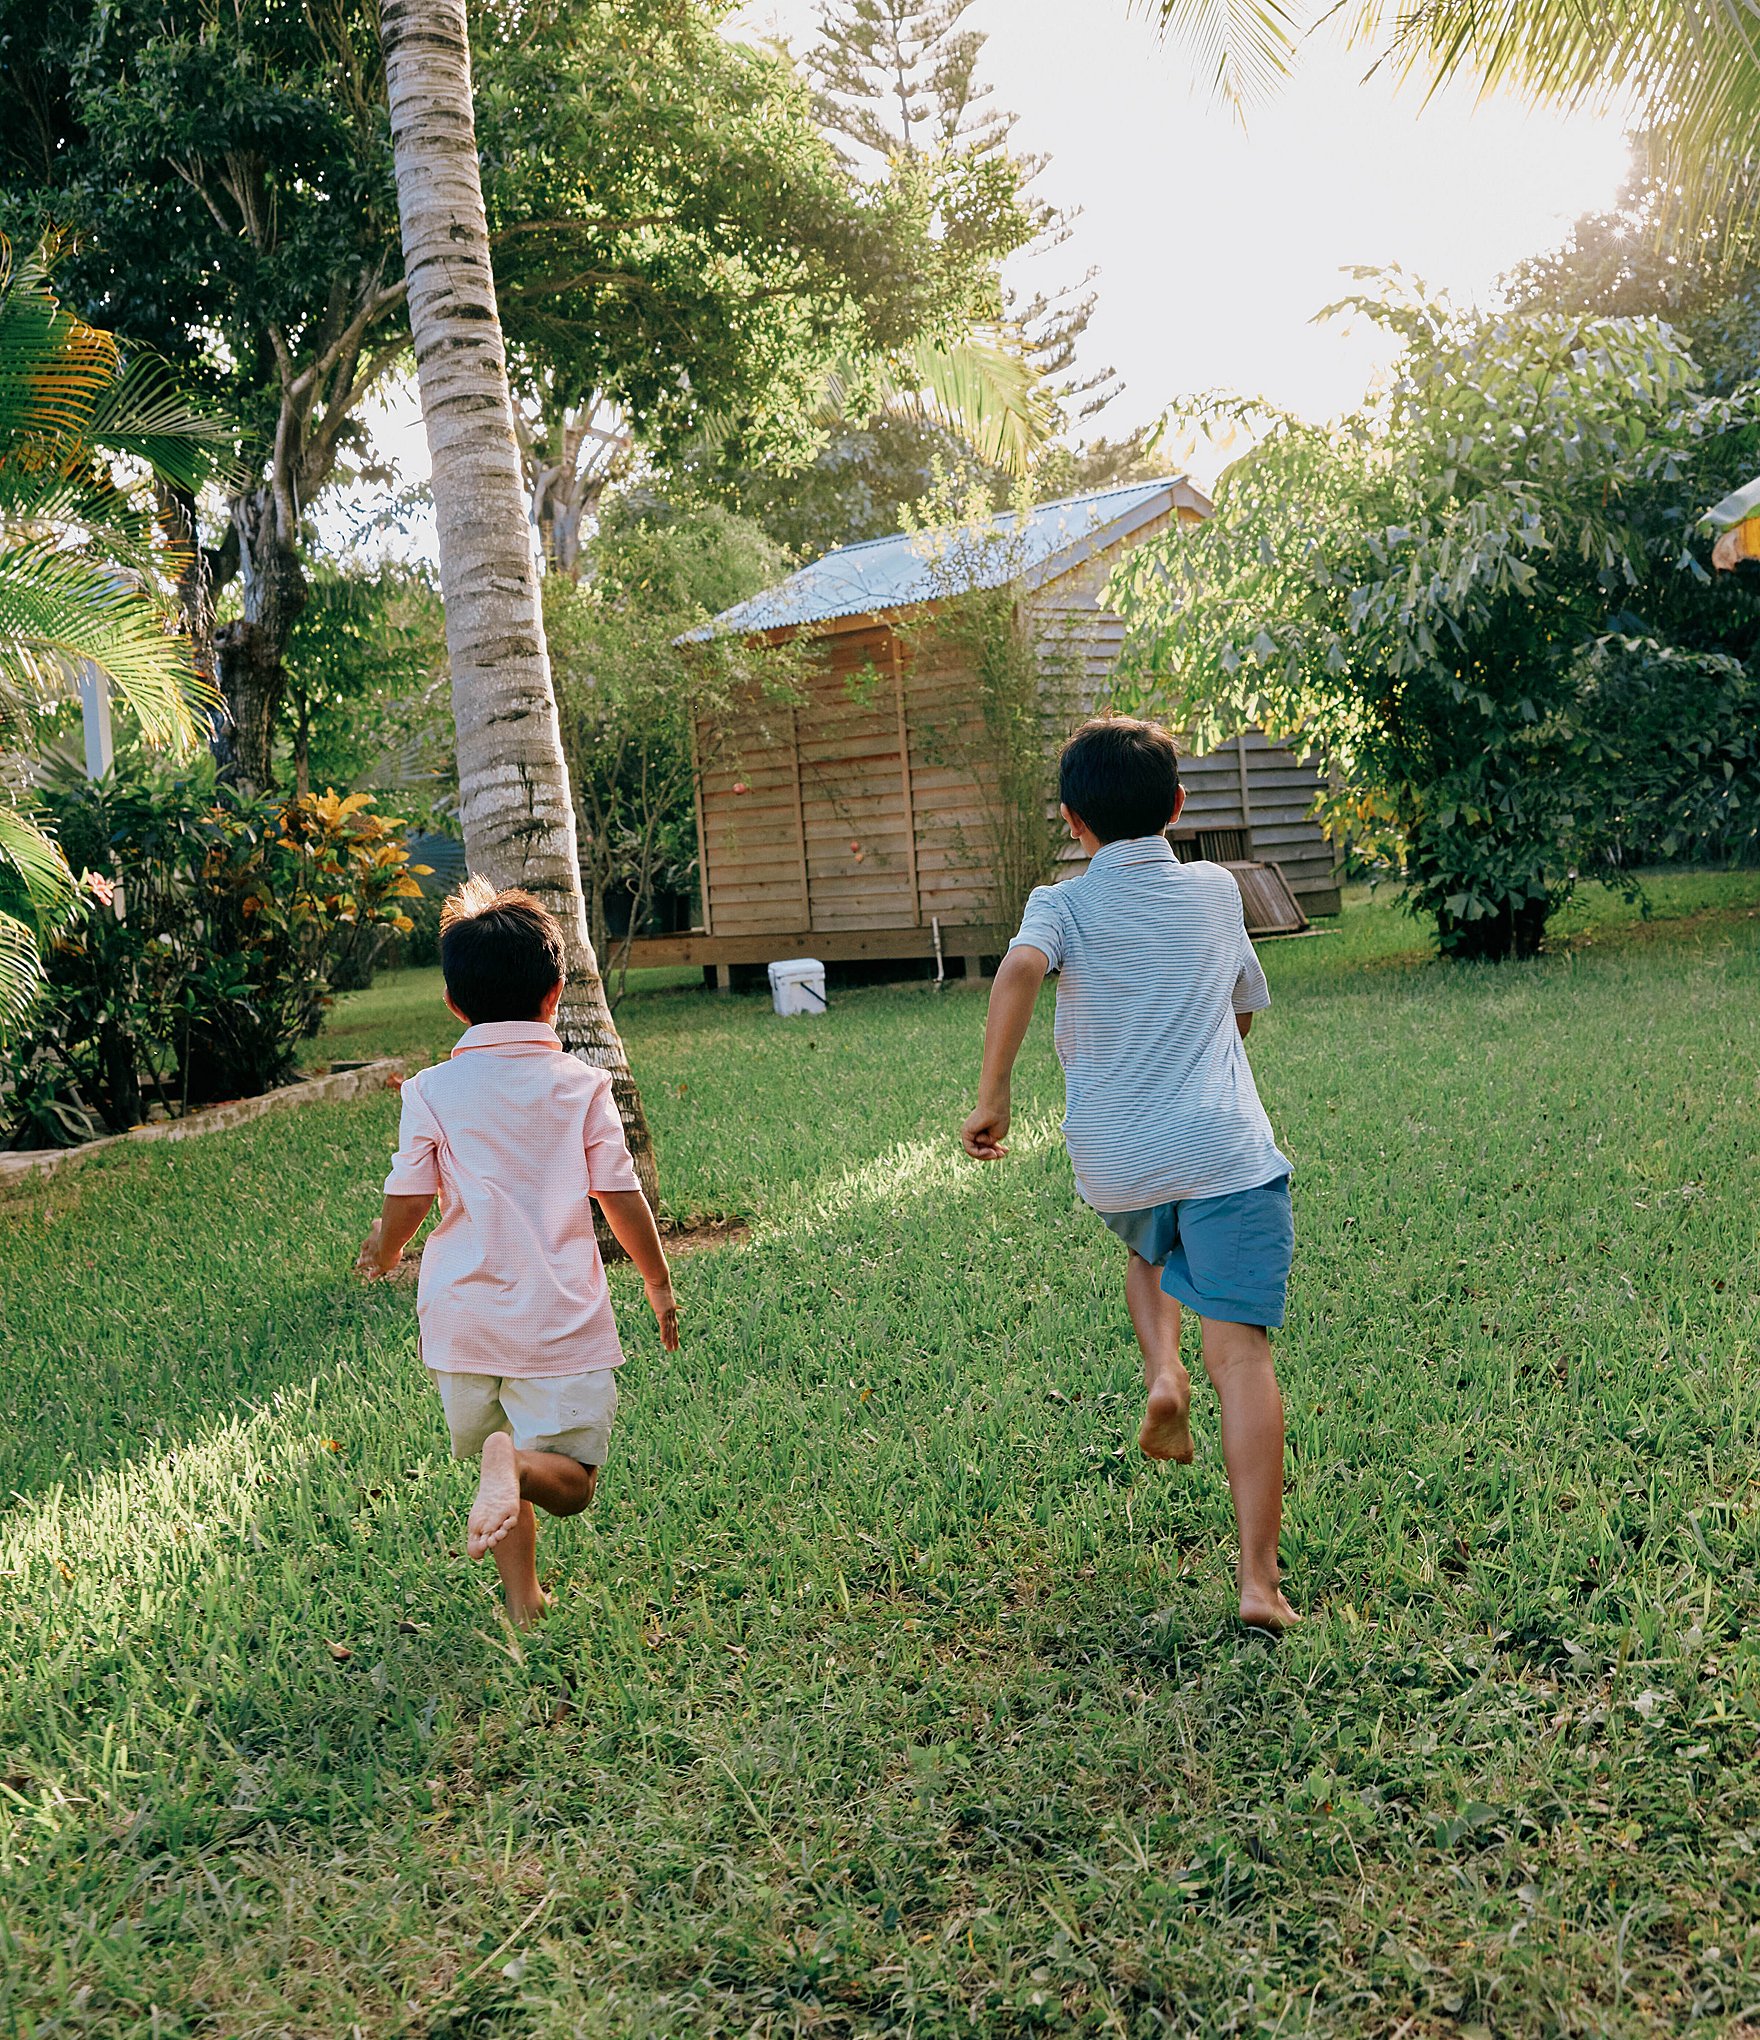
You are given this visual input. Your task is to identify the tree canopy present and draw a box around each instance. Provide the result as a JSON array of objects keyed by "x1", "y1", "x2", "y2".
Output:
[
  {"x1": 1111, "y1": 279, "x2": 1760, "y2": 957},
  {"x1": 0, "y1": 0, "x2": 1019, "y2": 767}
]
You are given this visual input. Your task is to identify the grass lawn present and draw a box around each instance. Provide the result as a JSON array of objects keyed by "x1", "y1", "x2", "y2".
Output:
[{"x1": 3, "y1": 872, "x2": 1759, "y2": 2037}]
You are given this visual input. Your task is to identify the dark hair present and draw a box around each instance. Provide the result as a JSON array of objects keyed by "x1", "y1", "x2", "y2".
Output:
[
  {"x1": 439, "y1": 878, "x2": 565, "y2": 1023},
  {"x1": 1058, "y1": 716, "x2": 1182, "y2": 843}
]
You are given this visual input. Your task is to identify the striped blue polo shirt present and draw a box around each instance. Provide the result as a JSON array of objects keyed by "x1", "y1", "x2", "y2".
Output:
[{"x1": 1010, "y1": 836, "x2": 1292, "y2": 1213}]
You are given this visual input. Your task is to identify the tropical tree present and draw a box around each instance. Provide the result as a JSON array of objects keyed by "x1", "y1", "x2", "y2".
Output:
[
  {"x1": 282, "y1": 562, "x2": 450, "y2": 811},
  {"x1": 0, "y1": 243, "x2": 223, "y2": 1028},
  {"x1": 1110, "y1": 280, "x2": 1760, "y2": 958},
  {"x1": 711, "y1": 0, "x2": 1104, "y2": 556},
  {"x1": 377, "y1": 0, "x2": 655, "y2": 1195},
  {"x1": 2, "y1": 0, "x2": 1040, "y2": 766},
  {"x1": 1, "y1": 0, "x2": 411, "y2": 788}
]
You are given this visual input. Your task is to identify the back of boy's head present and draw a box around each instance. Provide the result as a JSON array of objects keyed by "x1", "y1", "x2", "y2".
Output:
[
  {"x1": 1058, "y1": 716, "x2": 1181, "y2": 843},
  {"x1": 439, "y1": 877, "x2": 566, "y2": 1024}
]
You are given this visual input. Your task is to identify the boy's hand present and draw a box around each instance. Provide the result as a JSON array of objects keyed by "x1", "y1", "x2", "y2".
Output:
[
  {"x1": 962, "y1": 1095, "x2": 1011, "y2": 1160},
  {"x1": 356, "y1": 1195, "x2": 433, "y2": 1281},
  {"x1": 355, "y1": 1217, "x2": 401, "y2": 1281},
  {"x1": 964, "y1": 947, "x2": 1042, "y2": 1162},
  {"x1": 645, "y1": 1274, "x2": 680, "y2": 1351}
]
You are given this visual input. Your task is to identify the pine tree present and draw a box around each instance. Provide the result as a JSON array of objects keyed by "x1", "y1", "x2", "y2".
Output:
[
  {"x1": 804, "y1": 0, "x2": 1117, "y2": 433},
  {"x1": 808, "y1": 0, "x2": 1010, "y2": 165}
]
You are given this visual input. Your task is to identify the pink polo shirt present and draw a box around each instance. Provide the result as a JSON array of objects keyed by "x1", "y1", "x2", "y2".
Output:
[{"x1": 383, "y1": 1022, "x2": 642, "y2": 1377}]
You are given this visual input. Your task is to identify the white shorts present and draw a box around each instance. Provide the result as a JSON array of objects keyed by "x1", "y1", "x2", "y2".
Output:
[{"x1": 431, "y1": 1368, "x2": 619, "y2": 1468}]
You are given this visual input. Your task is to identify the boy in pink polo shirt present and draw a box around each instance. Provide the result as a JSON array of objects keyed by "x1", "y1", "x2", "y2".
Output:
[{"x1": 357, "y1": 879, "x2": 677, "y2": 1626}]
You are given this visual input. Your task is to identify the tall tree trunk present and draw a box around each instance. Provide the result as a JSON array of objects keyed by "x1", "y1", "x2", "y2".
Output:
[
  {"x1": 212, "y1": 483, "x2": 307, "y2": 790},
  {"x1": 157, "y1": 480, "x2": 234, "y2": 764},
  {"x1": 378, "y1": 0, "x2": 657, "y2": 1199}
]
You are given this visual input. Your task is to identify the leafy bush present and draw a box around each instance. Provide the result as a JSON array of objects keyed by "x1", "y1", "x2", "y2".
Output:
[
  {"x1": 0, "y1": 762, "x2": 424, "y2": 1147},
  {"x1": 1112, "y1": 278, "x2": 1760, "y2": 960},
  {"x1": 1570, "y1": 635, "x2": 1760, "y2": 868}
]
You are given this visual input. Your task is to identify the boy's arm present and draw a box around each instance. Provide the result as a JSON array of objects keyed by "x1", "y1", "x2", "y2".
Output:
[
  {"x1": 357, "y1": 1193, "x2": 434, "y2": 1278},
  {"x1": 1237, "y1": 1011, "x2": 1252, "y2": 1040},
  {"x1": 961, "y1": 943, "x2": 1049, "y2": 1160},
  {"x1": 594, "y1": 1189, "x2": 680, "y2": 1351}
]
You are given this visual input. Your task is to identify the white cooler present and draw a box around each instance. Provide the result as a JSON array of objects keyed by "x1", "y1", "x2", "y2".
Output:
[{"x1": 767, "y1": 956, "x2": 827, "y2": 1017}]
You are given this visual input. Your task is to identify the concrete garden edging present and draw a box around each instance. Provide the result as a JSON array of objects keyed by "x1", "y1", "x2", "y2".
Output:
[{"x1": 0, "y1": 1058, "x2": 403, "y2": 1186}]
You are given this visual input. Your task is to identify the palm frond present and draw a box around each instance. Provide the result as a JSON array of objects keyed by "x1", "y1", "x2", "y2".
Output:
[
  {"x1": 0, "y1": 238, "x2": 236, "y2": 498},
  {"x1": 0, "y1": 907, "x2": 46, "y2": 1038},
  {"x1": 1137, "y1": 0, "x2": 1305, "y2": 112},
  {"x1": 678, "y1": 335, "x2": 1050, "y2": 477},
  {"x1": 0, "y1": 539, "x2": 207, "y2": 749},
  {"x1": 1382, "y1": 0, "x2": 1760, "y2": 256},
  {"x1": 86, "y1": 353, "x2": 241, "y2": 493},
  {"x1": 885, "y1": 333, "x2": 1055, "y2": 477},
  {"x1": 0, "y1": 243, "x2": 120, "y2": 466},
  {"x1": 1377, "y1": 0, "x2": 1760, "y2": 214},
  {"x1": 0, "y1": 803, "x2": 76, "y2": 1040},
  {"x1": 1, "y1": 466, "x2": 166, "y2": 577},
  {"x1": 0, "y1": 801, "x2": 76, "y2": 929}
]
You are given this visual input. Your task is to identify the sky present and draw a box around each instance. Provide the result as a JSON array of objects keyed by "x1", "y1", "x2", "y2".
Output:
[
  {"x1": 356, "y1": 0, "x2": 1634, "y2": 525},
  {"x1": 730, "y1": 0, "x2": 1633, "y2": 478}
]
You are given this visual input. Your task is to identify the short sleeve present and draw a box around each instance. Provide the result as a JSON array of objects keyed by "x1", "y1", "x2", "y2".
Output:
[
  {"x1": 1232, "y1": 918, "x2": 1271, "y2": 1015},
  {"x1": 1010, "y1": 883, "x2": 1068, "y2": 972},
  {"x1": 383, "y1": 1075, "x2": 443, "y2": 1196},
  {"x1": 584, "y1": 1074, "x2": 642, "y2": 1195}
]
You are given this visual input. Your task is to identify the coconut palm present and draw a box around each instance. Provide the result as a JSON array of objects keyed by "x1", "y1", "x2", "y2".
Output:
[
  {"x1": 1148, "y1": 0, "x2": 1754, "y2": 229},
  {"x1": 0, "y1": 242, "x2": 226, "y2": 1034},
  {"x1": 1389, "y1": 3, "x2": 1758, "y2": 256},
  {"x1": 377, "y1": 0, "x2": 657, "y2": 1195}
]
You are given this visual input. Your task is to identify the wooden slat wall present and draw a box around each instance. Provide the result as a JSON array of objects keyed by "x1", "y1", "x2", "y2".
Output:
[
  {"x1": 900, "y1": 635, "x2": 994, "y2": 927},
  {"x1": 698, "y1": 694, "x2": 806, "y2": 936},
  {"x1": 1032, "y1": 531, "x2": 1340, "y2": 912},
  {"x1": 692, "y1": 497, "x2": 1340, "y2": 948},
  {"x1": 798, "y1": 630, "x2": 917, "y2": 930}
]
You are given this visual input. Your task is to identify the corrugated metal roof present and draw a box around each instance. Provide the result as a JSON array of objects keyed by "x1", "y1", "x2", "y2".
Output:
[{"x1": 683, "y1": 477, "x2": 1205, "y2": 641}]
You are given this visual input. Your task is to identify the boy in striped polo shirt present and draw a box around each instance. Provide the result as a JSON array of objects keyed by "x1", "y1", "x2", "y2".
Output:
[{"x1": 961, "y1": 717, "x2": 1298, "y2": 1631}]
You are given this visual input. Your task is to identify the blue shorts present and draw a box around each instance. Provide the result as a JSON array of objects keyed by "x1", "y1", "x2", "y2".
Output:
[{"x1": 1097, "y1": 1174, "x2": 1294, "y2": 1328}]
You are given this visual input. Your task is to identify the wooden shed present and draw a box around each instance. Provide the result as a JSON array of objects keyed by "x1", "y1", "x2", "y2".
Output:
[{"x1": 628, "y1": 480, "x2": 1339, "y2": 979}]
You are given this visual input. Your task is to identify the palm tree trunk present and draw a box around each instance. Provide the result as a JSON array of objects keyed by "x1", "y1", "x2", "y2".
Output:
[{"x1": 378, "y1": 0, "x2": 657, "y2": 1200}]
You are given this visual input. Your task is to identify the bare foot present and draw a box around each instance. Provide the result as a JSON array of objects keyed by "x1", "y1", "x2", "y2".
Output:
[
  {"x1": 1239, "y1": 1586, "x2": 1301, "y2": 1633},
  {"x1": 467, "y1": 1433, "x2": 523, "y2": 1560},
  {"x1": 1139, "y1": 1366, "x2": 1194, "y2": 1463}
]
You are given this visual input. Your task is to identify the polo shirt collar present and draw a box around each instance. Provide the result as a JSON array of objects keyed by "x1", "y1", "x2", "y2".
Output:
[
  {"x1": 451, "y1": 1021, "x2": 563, "y2": 1057},
  {"x1": 1088, "y1": 834, "x2": 1177, "y2": 871}
]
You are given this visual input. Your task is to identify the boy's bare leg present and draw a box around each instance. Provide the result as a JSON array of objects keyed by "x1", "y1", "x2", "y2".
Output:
[
  {"x1": 490, "y1": 1500, "x2": 547, "y2": 1627},
  {"x1": 1199, "y1": 1317, "x2": 1300, "y2": 1631},
  {"x1": 1127, "y1": 1252, "x2": 1193, "y2": 1463},
  {"x1": 467, "y1": 1434, "x2": 599, "y2": 1627}
]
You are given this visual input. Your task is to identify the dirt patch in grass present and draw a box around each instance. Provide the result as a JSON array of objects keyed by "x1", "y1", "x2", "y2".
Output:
[
  {"x1": 1557, "y1": 897, "x2": 1760, "y2": 954},
  {"x1": 659, "y1": 1211, "x2": 751, "y2": 1253}
]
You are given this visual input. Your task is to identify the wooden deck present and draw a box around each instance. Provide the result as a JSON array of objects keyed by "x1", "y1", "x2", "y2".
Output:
[{"x1": 620, "y1": 923, "x2": 1003, "y2": 973}]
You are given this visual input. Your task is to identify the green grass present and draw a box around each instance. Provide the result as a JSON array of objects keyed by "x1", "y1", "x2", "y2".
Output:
[{"x1": 3, "y1": 873, "x2": 1759, "y2": 2036}]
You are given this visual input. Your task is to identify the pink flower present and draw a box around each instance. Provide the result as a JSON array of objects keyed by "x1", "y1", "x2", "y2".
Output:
[{"x1": 81, "y1": 871, "x2": 116, "y2": 907}]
